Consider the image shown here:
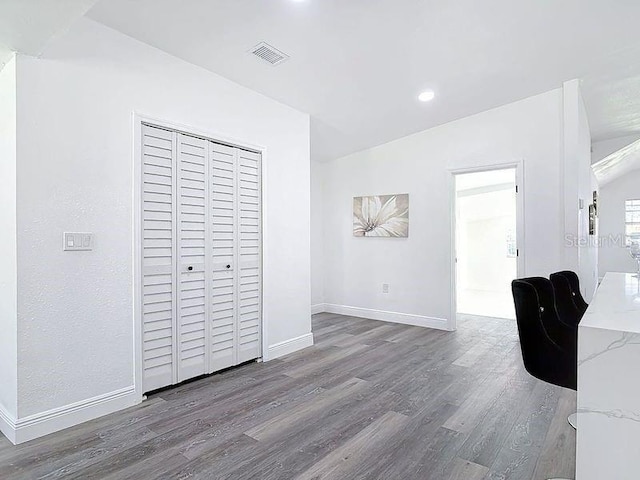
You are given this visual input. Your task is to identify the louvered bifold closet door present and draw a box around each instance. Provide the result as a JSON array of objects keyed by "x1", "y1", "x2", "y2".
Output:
[
  {"x1": 142, "y1": 125, "x2": 177, "y2": 392},
  {"x1": 237, "y1": 149, "x2": 262, "y2": 362},
  {"x1": 209, "y1": 143, "x2": 238, "y2": 371},
  {"x1": 177, "y1": 134, "x2": 210, "y2": 381}
]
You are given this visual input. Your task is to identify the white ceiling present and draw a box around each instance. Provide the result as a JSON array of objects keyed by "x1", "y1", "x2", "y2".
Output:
[
  {"x1": 592, "y1": 134, "x2": 640, "y2": 164},
  {"x1": 593, "y1": 139, "x2": 640, "y2": 186},
  {"x1": 582, "y1": 46, "x2": 640, "y2": 144},
  {"x1": 0, "y1": 44, "x2": 11, "y2": 70},
  {"x1": 85, "y1": 0, "x2": 640, "y2": 162},
  {"x1": 5, "y1": 1, "x2": 640, "y2": 162},
  {"x1": 0, "y1": 0, "x2": 99, "y2": 67}
]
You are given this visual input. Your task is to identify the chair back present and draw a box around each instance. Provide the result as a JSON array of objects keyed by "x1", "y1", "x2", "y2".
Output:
[
  {"x1": 511, "y1": 277, "x2": 577, "y2": 390},
  {"x1": 550, "y1": 273, "x2": 582, "y2": 327},
  {"x1": 554, "y1": 270, "x2": 588, "y2": 314}
]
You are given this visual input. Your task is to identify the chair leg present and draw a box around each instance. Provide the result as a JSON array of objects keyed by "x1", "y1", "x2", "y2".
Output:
[{"x1": 568, "y1": 412, "x2": 577, "y2": 429}]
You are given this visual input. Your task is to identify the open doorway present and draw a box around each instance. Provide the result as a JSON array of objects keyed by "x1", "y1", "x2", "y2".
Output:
[{"x1": 454, "y1": 167, "x2": 519, "y2": 320}]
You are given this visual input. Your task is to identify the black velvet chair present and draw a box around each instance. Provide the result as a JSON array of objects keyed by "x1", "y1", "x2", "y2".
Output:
[
  {"x1": 512, "y1": 277, "x2": 577, "y2": 480},
  {"x1": 549, "y1": 273, "x2": 583, "y2": 328},
  {"x1": 551, "y1": 270, "x2": 588, "y2": 315},
  {"x1": 511, "y1": 277, "x2": 577, "y2": 391}
]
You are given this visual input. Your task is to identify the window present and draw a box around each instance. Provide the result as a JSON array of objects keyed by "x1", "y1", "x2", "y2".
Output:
[{"x1": 625, "y1": 199, "x2": 640, "y2": 245}]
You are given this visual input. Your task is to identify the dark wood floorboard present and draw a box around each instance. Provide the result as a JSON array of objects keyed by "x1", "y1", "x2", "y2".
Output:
[{"x1": 0, "y1": 312, "x2": 576, "y2": 479}]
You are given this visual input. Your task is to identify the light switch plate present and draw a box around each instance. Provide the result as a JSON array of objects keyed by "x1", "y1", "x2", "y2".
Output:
[{"x1": 63, "y1": 232, "x2": 94, "y2": 251}]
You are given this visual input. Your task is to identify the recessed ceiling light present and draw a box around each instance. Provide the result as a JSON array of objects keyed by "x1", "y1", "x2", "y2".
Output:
[{"x1": 418, "y1": 90, "x2": 435, "y2": 102}]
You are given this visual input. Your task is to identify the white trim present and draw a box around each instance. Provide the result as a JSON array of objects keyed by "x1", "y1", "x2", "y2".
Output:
[
  {"x1": 311, "y1": 303, "x2": 326, "y2": 314},
  {"x1": 260, "y1": 139, "x2": 269, "y2": 364},
  {"x1": 0, "y1": 405, "x2": 17, "y2": 444},
  {"x1": 323, "y1": 304, "x2": 451, "y2": 331},
  {"x1": 1, "y1": 386, "x2": 138, "y2": 445},
  {"x1": 448, "y1": 160, "x2": 525, "y2": 330},
  {"x1": 267, "y1": 333, "x2": 314, "y2": 360},
  {"x1": 132, "y1": 113, "x2": 144, "y2": 402},
  {"x1": 448, "y1": 170, "x2": 457, "y2": 331},
  {"x1": 133, "y1": 114, "x2": 266, "y2": 154}
]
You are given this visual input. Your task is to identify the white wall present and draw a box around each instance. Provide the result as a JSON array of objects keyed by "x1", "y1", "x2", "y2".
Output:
[
  {"x1": 12, "y1": 18, "x2": 311, "y2": 429},
  {"x1": 599, "y1": 170, "x2": 640, "y2": 275},
  {"x1": 562, "y1": 79, "x2": 598, "y2": 301},
  {"x1": 0, "y1": 54, "x2": 18, "y2": 431},
  {"x1": 319, "y1": 89, "x2": 565, "y2": 329},
  {"x1": 311, "y1": 160, "x2": 325, "y2": 309}
]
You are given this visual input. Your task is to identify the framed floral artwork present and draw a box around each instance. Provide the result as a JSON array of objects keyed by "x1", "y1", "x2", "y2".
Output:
[{"x1": 353, "y1": 194, "x2": 409, "y2": 237}]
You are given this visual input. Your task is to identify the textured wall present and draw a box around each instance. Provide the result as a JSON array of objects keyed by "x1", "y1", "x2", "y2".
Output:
[
  {"x1": 15, "y1": 18, "x2": 311, "y2": 418},
  {"x1": 0, "y1": 55, "x2": 18, "y2": 421}
]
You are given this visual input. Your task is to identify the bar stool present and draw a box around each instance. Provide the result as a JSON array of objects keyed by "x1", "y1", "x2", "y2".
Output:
[
  {"x1": 551, "y1": 270, "x2": 588, "y2": 315},
  {"x1": 512, "y1": 277, "x2": 577, "y2": 480},
  {"x1": 550, "y1": 272, "x2": 583, "y2": 328}
]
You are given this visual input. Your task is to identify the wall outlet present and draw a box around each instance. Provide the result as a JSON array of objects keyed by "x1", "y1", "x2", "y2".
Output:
[{"x1": 382, "y1": 283, "x2": 390, "y2": 294}]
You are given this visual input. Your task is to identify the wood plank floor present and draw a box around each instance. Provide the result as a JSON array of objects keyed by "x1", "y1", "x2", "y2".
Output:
[{"x1": 0, "y1": 313, "x2": 576, "y2": 479}]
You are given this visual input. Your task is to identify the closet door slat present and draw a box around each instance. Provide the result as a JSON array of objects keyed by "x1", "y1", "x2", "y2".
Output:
[
  {"x1": 177, "y1": 134, "x2": 209, "y2": 381},
  {"x1": 142, "y1": 124, "x2": 176, "y2": 392},
  {"x1": 209, "y1": 143, "x2": 238, "y2": 371},
  {"x1": 237, "y1": 149, "x2": 262, "y2": 363}
]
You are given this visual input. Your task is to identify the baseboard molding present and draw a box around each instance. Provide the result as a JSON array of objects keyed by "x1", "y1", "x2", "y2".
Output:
[
  {"x1": 311, "y1": 303, "x2": 327, "y2": 315},
  {"x1": 323, "y1": 303, "x2": 451, "y2": 331},
  {"x1": 2, "y1": 386, "x2": 138, "y2": 445},
  {"x1": 268, "y1": 333, "x2": 314, "y2": 359},
  {"x1": 0, "y1": 404, "x2": 17, "y2": 444}
]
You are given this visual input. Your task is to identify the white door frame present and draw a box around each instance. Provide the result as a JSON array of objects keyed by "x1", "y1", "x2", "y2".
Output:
[
  {"x1": 132, "y1": 113, "x2": 267, "y2": 401},
  {"x1": 448, "y1": 160, "x2": 525, "y2": 330}
]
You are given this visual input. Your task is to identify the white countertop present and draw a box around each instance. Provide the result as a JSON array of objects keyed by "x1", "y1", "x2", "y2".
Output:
[
  {"x1": 576, "y1": 271, "x2": 640, "y2": 480},
  {"x1": 579, "y1": 272, "x2": 640, "y2": 334}
]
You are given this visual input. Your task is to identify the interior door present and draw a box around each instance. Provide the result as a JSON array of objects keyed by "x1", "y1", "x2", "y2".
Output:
[
  {"x1": 141, "y1": 124, "x2": 177, "y2": 392},
  {"x1": 237, "y1": 149, "x2": 262, "y2": 363},
  {"x1": 141, "y1": 124, "x2": 262, "y2": 393},
  {"x1": 209, "y1": 142, "x2": 238, "y2": 371},
  {"x1": 176, "y1": 133, "x2": 210, "y2": 381}
]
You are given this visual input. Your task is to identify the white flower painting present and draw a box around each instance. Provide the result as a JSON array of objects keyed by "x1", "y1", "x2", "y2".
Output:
[{"x1": 353, "y1": 194, "x2": 409, "y2": 237}]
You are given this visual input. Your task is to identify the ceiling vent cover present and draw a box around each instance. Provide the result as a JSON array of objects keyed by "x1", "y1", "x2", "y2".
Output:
[{"x1": 250, "y1": 42, "x2": 289, "y2": 66}]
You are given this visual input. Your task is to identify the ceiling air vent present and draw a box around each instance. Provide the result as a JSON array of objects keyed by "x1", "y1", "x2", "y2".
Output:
[{"x1": 250, "y1": 42, "x2": 289, "y2": 66}]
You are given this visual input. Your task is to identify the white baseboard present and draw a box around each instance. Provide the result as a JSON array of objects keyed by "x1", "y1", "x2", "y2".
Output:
[
  {"x1": 323, "y1": 303, "x2": 451, "y2": 331},
  {"x1": 1, "y1": 386, "x2": 138, "y2": 445},
  {"x1": 268, "y1": 333, "x2": 314, "y2": 359},
  {"x1": 0, "y1": 404, "x2": 17, "y2": 444},
  {"x1": 311, "y1": 303, "x2": 327, "y2": 314}
]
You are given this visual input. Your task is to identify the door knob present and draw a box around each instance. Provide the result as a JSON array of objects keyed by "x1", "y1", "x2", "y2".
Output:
[
  {"x1": 226, "y1": 264, "x2": 231, "y2": 269},
  {"x1": 187, "y1": 266, "x2": 193, "y2": 271}
]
